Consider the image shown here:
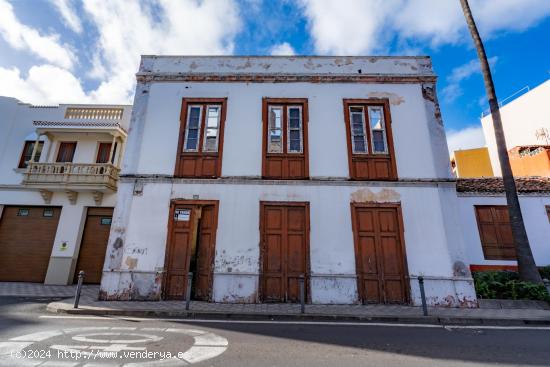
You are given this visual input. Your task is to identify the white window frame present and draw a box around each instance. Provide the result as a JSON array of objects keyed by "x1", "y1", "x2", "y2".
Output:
[
  {"x1": 287, "y1": 105, "x2": 303, "y2": 154},
  {"x1": 183, "y1": 105, "x2": 203, "y2": 152},
  {"x1": 202, "y1": 105, "x2": 221, "y2": 153},
  {"x1": 368, "y1": 106, "x2": 388, "y2": 154},
  {"x1": 349, "y1": 106, "x2": 368, "y2": 154},
  {"x1": 268, "y1": 105, "x2": 284, "y2": 153}
]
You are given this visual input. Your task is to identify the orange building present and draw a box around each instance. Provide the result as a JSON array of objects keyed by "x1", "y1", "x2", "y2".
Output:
[
  {"x1": 451, "y1": 147, "x2": 494, "y2": 178},
  {"x1": 508, "y1": 145, "x2": 550, "y2": 177}
]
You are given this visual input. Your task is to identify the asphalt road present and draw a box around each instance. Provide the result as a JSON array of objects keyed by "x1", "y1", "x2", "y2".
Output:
[{"x1": 1, "y1": 296, "x2": 549, "y2": 367}]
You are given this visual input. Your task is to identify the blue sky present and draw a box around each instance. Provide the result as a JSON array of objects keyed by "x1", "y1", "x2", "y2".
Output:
[{"x1": 0, "y1": 0, "x2": 549, "y2": 151}]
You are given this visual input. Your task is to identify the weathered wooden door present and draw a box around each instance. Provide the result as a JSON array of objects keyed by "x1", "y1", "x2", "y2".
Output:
[
  {"x1": 260, "y1": 203, "x2": 309, "y2": 303},
  {"x1": 351, "y1": 205, "x2": 408, "y2": 304},
  {"x1": 74, "y1": 207, "x2": 113, "y2": 284},
  {"x1": 164, "y1": 202, "x2": 217, "y2": 300},
  {"x1": 193, "y1": 205, "x2": 217, "y2": 300}
]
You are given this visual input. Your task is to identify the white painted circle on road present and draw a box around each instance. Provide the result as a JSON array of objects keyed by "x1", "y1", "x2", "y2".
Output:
[
  {"x1": 72, "y1": 332, "x2": 164, "y2": 344},
  {"x1": 0, "y1": 326, "x2": 228, "y2": 366}
]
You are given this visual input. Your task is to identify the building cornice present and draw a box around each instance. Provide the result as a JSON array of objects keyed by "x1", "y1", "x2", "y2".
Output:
[
  {"x1": 119, "y1": 175, "x2": 456, "y2": 188},
  {"x1": 135, "y1": 73, "x2": 437, "y2": 84}
]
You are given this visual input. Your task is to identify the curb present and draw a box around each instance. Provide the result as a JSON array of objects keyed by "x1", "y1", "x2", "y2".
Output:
[{"x1": 46, "y1": 303, "x2": 550, "y2": 326}]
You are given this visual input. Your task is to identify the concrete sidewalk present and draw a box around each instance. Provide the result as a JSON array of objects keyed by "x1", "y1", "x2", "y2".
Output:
[
  {"x1": 2, "y1": 283, "x2": 549, "y2": 325},
  {"x1": 49, "y1": 296, "x2": 550, "y2": 326}
]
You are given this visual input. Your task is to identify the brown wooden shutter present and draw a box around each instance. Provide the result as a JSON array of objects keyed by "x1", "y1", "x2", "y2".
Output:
[
  {"x1": 343, "y1": 99, "x2": 397, "y2": 181},
  {"x1": 174, "y1": 99, "x2": 227, "y2": 178},
  {"x1": 475, "y1": 206, "x2": 516, "y2": 260}
]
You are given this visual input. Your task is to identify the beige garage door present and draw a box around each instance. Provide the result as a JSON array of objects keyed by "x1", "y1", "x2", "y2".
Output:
[{"x1": 0, "y1": 206, "x2": 61, "y2": 282}]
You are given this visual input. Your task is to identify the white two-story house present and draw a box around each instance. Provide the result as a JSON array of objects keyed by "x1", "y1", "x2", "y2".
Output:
[
  {"x1": 99, "y1": 56, "x2": 477, "y2": 307},
  {"x1": 0, "y1": 97, "x2": 131, "y2": 285}
]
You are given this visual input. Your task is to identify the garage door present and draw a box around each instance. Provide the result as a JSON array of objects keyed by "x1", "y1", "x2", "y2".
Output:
[
  {"x1": 74, "y1": 207, "x2": 114, "y2": 284},
  {"x1": 0, "y1": 206, "x2": 61, "y2": 282}
]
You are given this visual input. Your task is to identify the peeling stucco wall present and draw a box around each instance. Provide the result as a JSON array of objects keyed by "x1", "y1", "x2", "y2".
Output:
[
  {"x1": 101, "y1": 177, "x2": 473, "y2": 305},
  {"x1": 99, "y1": 56, "x2": 476, "y2": 306},
  {"x1": 422, "y1": 83, "x2": 453, "y2": 179},
  {"x1": 350, "y1": 188, "x2": 401, "y2": 203},
  {"x1": 139, "y1": 56, "x2": 435, "y2": 77},
  {"x1": 367, "y1": 92, "x2": 405, "y2": 105}
]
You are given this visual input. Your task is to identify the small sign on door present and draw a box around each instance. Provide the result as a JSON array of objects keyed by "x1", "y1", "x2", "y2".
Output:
[{"x1": 174, "y1": 209, "x2": 191, "y2": 221}]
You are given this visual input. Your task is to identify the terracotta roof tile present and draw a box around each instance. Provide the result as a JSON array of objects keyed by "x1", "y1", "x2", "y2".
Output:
[{"x1": 457, "y1": 177, "x2": 550, "y2": 194}]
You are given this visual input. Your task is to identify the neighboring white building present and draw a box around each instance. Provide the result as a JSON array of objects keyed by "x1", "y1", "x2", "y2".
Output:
[
  {"x1": 99, "y1": 56, "x2": 477, "y2": 307},
  {"x1": 456, "y1": 79, "x2": 550, "y2": 271},
  {"x1": 457, "y1": 178, "x2": 550, "y2": 271},
  {"x1": 481, "y1": 79, "x2": 550, "y2": 176},
  {"x1": 0, "y1": 96, "x2": 131, "y2": 285}
]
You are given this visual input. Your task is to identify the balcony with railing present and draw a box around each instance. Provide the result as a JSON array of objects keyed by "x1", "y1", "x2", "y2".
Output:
[{"x1": 23, "y1": 162, "x2": 120, "y2": 192}]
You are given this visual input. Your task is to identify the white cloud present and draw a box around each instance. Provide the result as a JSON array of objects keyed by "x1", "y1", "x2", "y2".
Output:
[
  {"x1": 0, "y1": 0, "x2": 241, "y2": 105},
  {"x1": 270, "y1": 42, "x2": 295, "y2": 56},
  {"x1": 442, "y1": 57, "x2": 498, "y2": 102},
  {"x1": 446, "y1": 126, "x2": 486, "y2": 154},
  {"x1": 0, "y1": 65, "x2": 89, "y2": 105},
  {"x1": 0, "y1": 0, "x2": 76, "y2": 69},
  {"x1": 49, "y1": 0, "x2": 83, "y2": 33},
  {"x1": 82, "y1": 0, "x2": 241, "y2": 103},
  {"x1": 300, "y1": 0, "x2": 550, "y2": 54},
  {"x1": 299, "y1": 0, "x2": 397, "y2": 55}
]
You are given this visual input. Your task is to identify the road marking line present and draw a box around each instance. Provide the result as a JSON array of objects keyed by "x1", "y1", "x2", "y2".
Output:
[
  {"x1": 38, "y1": 315, "x2": 550, "y2": 330},
  {"x1": 62, "y1": 326, "x2": 110, "y2": 334},
  {"x1": 40, "y1": 361, "x2": 78, "y2": 366},
  {"x1": 10, "y1": 330, "x2": 63, "y2": 342},
  {"x1": 0, "y1": 342, "x2": 33, "y2": 356},
  {"x1": 72, "y1": 332, "x2": 164, "y2": 344},
  {"x1": 181, "y1": 346, "x2": 227, "y2": 364},
  {"x1": 2, "y1": 326, "x2": 228, "y2": 366},
  {"x1": 165, "y1": 328, "x2": 205, "y2": 336},
  {"x1": 194, "y1": 333, "x2": 229, "y2": 347}
]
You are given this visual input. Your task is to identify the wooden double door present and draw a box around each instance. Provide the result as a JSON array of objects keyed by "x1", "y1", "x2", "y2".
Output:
[
  {"x1": 164, "y1": 201, "x2": 218, "y2": 300},
  {"x1": 260, "y1": 202, "x2": 309, "y2": 303},
  {"x1": 351, "y1": 204, "x2": 409, "y2": 304}
]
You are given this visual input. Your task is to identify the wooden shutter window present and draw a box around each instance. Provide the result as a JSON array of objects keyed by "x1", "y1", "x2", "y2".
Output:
[
  {"x1": 262, "y1": 98, "x2": 309, "y2": 179},
  {"x1": 56, "y1": 142, "x2": 77, "y2": 163},
  {"x1": 18, "y1": 141, "x2": 44, "y2": 168},
  {"x1": 202, "y1": 105, "x2": 221, "y2": 152},
  {"x1": 349, "y1": 107, "x2": 368, "y2": 154},
  {"x1": 343, "y1": 99, "x2": 397, "y2": 181},
  {"x1": 183, "y1": 106, "x2": 202, "y2": 152},
  {"x1": 368, "y1": 106, "x2": 388, "y2": 154},
  {"x1": 175, "y1": 98, "x2": 227, "y2": 178},
  {"x1": 287, "y1": 106, "x2": 303, "y2": 153},
  {"x1": 475, "y1": 205, "x2": 517, "y2": 260},
  {"x1": 268, "y1": 106, "x2": 283, "y2": 153}
]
